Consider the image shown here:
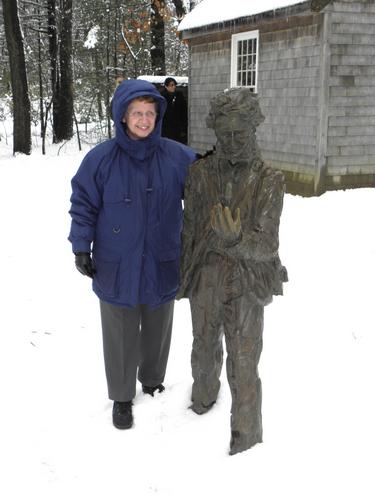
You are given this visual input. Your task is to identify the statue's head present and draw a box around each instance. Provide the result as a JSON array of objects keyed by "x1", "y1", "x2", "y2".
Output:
[{"x1": 206, "y1": 88, "x2": 264, "y2": 163}]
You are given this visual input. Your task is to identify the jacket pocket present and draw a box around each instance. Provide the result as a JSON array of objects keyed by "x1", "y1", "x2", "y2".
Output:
[
  {"x1": 92, "y1": 255, "x2": 120, "y2": 298},
  {"x1": 159, "y1": 249, "x2": 180, "y2": 296}
]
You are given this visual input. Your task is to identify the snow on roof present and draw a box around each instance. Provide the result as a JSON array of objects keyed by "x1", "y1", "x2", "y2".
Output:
[
  {"x1": 178, "y1": 0, "x2": 305, "y2": 31},
  {"x1": 137, "y1": 75, "x2": 188, "y2": 85}
]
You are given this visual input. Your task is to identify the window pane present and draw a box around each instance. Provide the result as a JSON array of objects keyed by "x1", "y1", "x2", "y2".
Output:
[
  {"x1": 232, "y1": 31, "x2": 258, "y2": 89},
  {"x1": 250, "y1": 38, "x2": 255, "y2": 55}
]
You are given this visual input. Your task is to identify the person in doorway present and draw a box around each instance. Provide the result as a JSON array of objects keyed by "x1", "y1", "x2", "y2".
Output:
[
  {"x1": 161, "y1": 77, "x2": 188, "y2": 144},
  {"x1": 68, "y1": 79, "x2": 197, "y2": 430},
  {"x1": 177, "y1": 87, "x2": 287, "y2": 455}
]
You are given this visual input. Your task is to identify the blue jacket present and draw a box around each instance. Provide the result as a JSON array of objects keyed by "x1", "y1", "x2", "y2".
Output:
[{"x1": 68, "y1": 79, "x2": 197, "y2": 308}]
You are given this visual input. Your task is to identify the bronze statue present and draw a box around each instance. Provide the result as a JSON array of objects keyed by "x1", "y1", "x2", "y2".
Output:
[{"x1": 177, "y1": 87, "x2": 287, "y2": 455}]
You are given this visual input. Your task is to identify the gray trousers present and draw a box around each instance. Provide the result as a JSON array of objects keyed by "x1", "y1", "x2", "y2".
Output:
[{"x1": 99, "y1": 300, "x2": 174, "y2": 402}]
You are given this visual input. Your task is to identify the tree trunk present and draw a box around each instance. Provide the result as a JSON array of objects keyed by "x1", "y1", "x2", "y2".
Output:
[
  {"x1": 94, "y1": 52, "x2": 104, "y2": 121},
  {"x1": 150, "y1": 0, "x2": 166, "y2": 75},
  {"x1": 105, "y1": 0, "x2": 112, "y2": 138},
  {"x1": 55, "y1": 0, "x2": 73, "y2": 141},
  {"x1": 47, "y1": 0, "x2": 59, "y2": 143},
  {"x1": 36, "y1": 0, "x2": 44, "y2": 141},
  {"x1": 113, "y1": 0, "x2": 120, "y2": 77},
  {"x1": 1, "y1": 0, "x2": 31, "y2": 154},
  {"x1": 171, "y1": 0, "x2": 186, "y2": 19}
]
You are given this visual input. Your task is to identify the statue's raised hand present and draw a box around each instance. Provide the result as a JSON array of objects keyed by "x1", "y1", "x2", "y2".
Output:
[{"x1": 210, "y1": 203, "x2": 242, "y2": 244}]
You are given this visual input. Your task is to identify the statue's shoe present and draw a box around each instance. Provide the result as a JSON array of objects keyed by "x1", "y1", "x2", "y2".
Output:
[
  {"x1": 229, "y1": 430, "x2": 262, "y2": 455},
  {"x1": 189, "y1": 400, "x2": 216, "y2": 415}
]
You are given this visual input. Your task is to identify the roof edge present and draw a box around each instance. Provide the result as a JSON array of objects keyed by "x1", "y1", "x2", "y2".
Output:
[{"x1": 179, "y1": 0, "x2": 333, "y2": 38}]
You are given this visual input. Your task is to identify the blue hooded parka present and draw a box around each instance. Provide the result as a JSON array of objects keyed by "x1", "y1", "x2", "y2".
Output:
[{"x1": 68, "y1": 79, "x2": 197, "y2": 308}]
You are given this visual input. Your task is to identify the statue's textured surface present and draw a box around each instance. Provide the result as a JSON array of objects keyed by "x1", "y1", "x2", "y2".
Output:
[{"x1": 178, "y1": 88, "x2": 287, "y2": 455}]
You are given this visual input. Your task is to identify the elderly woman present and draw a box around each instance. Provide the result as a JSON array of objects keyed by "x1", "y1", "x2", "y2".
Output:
[{"x1": 69, "y1": 79, "x2": 197, "y2": 430}]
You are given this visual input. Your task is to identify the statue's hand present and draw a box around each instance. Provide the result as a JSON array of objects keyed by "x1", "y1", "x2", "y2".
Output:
[{"x1": 210, "y1": 203, "x2": 242, "y2": 244}]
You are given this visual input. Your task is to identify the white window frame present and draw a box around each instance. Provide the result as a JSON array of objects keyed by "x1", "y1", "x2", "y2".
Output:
[{"x1": 230, "y1": 30, "x2": 259, "y2": 92}]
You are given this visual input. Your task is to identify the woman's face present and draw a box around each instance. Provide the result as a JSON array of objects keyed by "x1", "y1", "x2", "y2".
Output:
[{"x1": 122, "y1": 99, "x2": 157, "y2": 140}]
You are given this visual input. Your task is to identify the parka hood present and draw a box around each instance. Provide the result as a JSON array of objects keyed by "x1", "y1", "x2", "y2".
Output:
[{"x1": 111, "y1": 79, "x2": 167, "y2": 159}]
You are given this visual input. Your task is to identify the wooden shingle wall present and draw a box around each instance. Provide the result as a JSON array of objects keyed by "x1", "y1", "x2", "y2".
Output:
[
  {"x1": 186, "y1": 11, "x2": 325, "y2": 194},
  {"x1": 185, "y1": 0, "x2": 375, "y2": 195},
  {"x1": 326, "y1": 0, "x2": 375, "y2": 191},
  {"x1": 256, "y1": 17, "x2": 323, "y2": 195},
  {"x1": 188, "y1": 39, "x2": 231, "y2": 153}
]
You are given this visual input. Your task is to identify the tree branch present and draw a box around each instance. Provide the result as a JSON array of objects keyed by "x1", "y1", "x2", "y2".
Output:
[{"x1": 120, "y1": 28, "x2": 138, "y2": 61}]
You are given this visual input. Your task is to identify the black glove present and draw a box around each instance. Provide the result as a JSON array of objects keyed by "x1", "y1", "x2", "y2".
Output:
[{"x1": 74, "y1": 252, "x2": 96, "y2": 278}]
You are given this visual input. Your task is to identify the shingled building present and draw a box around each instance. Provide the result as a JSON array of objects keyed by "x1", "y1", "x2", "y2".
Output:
[{"x1": 179, "y1": 0, "x2": 375, "y2": 196}]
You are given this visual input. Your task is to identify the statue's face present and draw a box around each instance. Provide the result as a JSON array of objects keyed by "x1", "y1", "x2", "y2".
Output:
[{"x1": 215, "y1": 112, "x2": 253, "y2": 161}]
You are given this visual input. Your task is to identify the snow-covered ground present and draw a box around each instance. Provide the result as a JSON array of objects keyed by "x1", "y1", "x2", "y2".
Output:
[{"x1": 0, "y1": 131, "x2": 374, "y2": 499}]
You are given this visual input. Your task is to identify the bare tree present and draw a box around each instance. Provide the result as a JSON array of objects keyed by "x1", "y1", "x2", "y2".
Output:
[
  {"x1": 47, "y1": 0, "x2": 73, "y2": 143},
  {"x1": 105, "y1": 0, "x2": 112, "y2": 138},
  {"x1": 150, "y1": 0, "x2": 166, "y2": 75},
  {"x1": 55, "y1": 0, "x2": 73, "y2": 141},
  {"x1": 1, "y1": 0, "x2": 31, "y2": 154},
  {"x1": 34, "y1": 0, "x2": 49, "y2": 154},
  {"x1": 47, "y1": 0, "x2": 59, "y2": 142}
]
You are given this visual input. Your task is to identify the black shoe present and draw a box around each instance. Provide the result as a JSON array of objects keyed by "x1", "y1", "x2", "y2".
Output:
[
  {"x1": 112, "y1": 401, "x2": 133, "y2": 429},
  {"x1": 142, "y1": 383, "x2": 165, "y2": 397}
]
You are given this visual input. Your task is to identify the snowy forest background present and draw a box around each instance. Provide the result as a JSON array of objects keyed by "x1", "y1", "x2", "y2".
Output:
[{"x1": 0, "y1": 0, "x2": 201, "y2": 155}]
